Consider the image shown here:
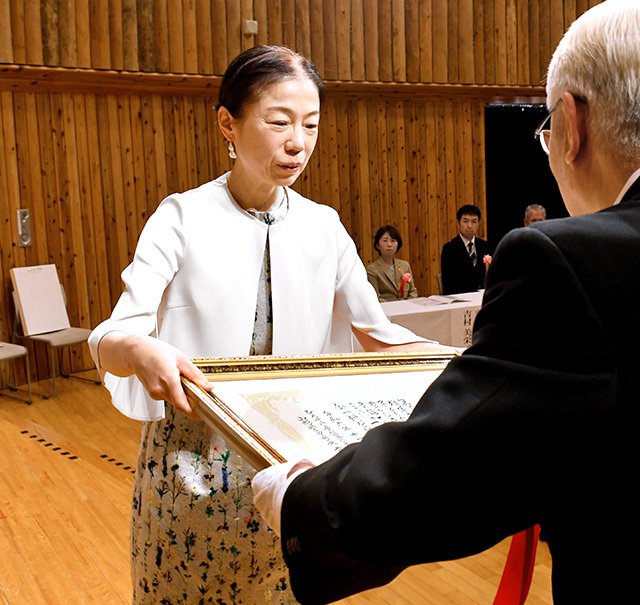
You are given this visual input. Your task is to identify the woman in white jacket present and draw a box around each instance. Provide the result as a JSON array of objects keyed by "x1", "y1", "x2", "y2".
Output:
[{"x1": 90, "y1": 45, "x2": 433, "y2": 604}]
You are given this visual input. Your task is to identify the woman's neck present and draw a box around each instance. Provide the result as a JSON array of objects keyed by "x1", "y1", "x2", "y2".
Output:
[
  {"x1": 227, "y1": 169, "x2": 279, "y2": 212},
  {"x1": 381, "y1": 254, "x2": 395, "y2": 266}
]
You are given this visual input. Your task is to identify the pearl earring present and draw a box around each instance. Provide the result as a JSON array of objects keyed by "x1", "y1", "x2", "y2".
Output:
[{"x1": 228, "y1": 141, "x2": 237, "y2": 160}]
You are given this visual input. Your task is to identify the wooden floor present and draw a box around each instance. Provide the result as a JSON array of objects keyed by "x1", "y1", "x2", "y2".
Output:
[{"x1": 0, "y1": 374, "x2": 553, "y2": 605}]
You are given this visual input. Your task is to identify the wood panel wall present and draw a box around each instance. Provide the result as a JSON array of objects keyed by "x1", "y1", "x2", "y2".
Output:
[
  {"x1": 0, "y1": 0, "x2": 600, "y2": 83},
  {"x1": 0, "y1": 0, "x2": 603, "y2": 388}
]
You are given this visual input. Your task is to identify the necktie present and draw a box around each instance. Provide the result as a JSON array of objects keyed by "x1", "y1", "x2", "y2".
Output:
[{"x1": 468, "y1": 241, "x2": 477, "y2": 266}]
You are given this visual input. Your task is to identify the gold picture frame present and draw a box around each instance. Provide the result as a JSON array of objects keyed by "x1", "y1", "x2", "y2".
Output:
[{"x1": 182, "y1": 350, "x2": 455, "y2": 470}]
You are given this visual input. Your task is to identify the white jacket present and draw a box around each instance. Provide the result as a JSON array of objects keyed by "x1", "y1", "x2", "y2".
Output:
[{"x1": 89, "y1": 173, "x2": 425, "y2": 420}]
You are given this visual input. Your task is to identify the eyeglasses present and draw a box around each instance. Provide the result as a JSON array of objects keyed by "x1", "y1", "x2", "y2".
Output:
[{"x1": 534, "y1": 98, "x2": 563, "y2": 155}]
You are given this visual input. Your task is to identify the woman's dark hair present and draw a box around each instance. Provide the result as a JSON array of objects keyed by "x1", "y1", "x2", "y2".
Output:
[
  {"x1": 374, "y1": 225, "x2": 403, "y2": 255},
  {"x1": 216, "y1": 45, "x2": 324, "y2": 117}
]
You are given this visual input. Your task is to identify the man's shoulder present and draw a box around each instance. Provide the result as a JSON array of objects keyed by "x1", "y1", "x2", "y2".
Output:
[
  {"x1": 516, "y1": 203, "x2": 640, "y2": 278},
  {"x1": 475, "y1": 237, "x2": 491, "y2": 252},
  {"x1": 520, "y1": 203, "x2": 638, "y2": 252},
  {"x1": 442, "y1": 236, "x2": 462, "y2": 250}
]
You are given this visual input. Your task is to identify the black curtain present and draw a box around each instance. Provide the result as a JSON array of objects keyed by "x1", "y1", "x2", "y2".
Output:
[{"x1": 484, "y1": 103, "x2": 567, "y2": 250}]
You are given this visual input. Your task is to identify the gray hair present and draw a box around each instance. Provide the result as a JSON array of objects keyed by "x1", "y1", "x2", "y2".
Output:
[
  {"x1": 546, "y1": 0, "x2": 640, "y2": 166},
  {"x1": 524, "y1": 204, "x2": 546, "y2": 219}
]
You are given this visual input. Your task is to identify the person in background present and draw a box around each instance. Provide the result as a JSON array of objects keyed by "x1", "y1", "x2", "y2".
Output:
[
  {"x1": 440, "y1": 204, "x2": 492, "y2": 294},
  {"x1": 524, "y1": 203, "x2": 547, "y2": 226},
  {"x1": 252, "y1": 1, "x2": 636, "y2": 603},
  {"x1": 366, "y1": 225, "x2": 418, "y2": 302},
  {"x1": 88, "y1": 45, "x2": 434, "y2": 605}
]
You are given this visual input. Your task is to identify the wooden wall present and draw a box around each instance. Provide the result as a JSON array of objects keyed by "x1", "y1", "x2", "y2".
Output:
[
  {"x1": 0, "y1": 0, "x2": 599, "y2": 84},
  {"x1": 0, "y1": 0, "x2": 602, "y2": 387}
]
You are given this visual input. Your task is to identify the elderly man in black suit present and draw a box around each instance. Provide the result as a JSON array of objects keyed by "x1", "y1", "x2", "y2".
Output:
[
  {"x1": 253, "y1": 1, "x2": 636, "y2": 603},
  {"x1": 440, "y1": 204, "x2": 492, "y2": 294}
]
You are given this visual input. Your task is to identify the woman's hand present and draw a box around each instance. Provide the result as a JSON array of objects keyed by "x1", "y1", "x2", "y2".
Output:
[{"x1": 98, "y1": 333, "x2": 214, "y2": 418}]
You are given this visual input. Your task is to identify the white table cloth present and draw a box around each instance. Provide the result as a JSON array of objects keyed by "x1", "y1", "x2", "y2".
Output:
[{"x1": 381, "y1": 291, "x2": 484, "y2": 347}]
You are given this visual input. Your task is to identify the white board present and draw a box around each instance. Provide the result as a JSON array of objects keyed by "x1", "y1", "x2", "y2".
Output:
[{"x1": 10, "y1": 265, "x2": 70, "y2": 336}]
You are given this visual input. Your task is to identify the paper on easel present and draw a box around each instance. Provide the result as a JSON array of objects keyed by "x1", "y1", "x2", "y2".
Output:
[{"x1": 10, "y1": 265, "x2": 70, "y2": 336}]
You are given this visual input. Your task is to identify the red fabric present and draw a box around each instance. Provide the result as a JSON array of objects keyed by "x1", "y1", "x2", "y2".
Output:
[{"x1": 492, "y1": 525, "x2": 540, "y2": 605}]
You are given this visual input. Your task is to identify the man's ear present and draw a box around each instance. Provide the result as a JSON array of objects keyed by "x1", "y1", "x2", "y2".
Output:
[
  {"x1": 217, "y1": 106, "x2": 235, "y2": 142},
  {"x1": 562, "y1": 92, "x2": 587, "y2": 164}
]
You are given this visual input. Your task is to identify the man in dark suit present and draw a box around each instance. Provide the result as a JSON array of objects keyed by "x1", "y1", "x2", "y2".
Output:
[
  {"x1": 440, "y1": 204, "x2": 492, "y2": 294},
  {"x1": 253, "y1": 2, "x2": 635, "y2": 603}
]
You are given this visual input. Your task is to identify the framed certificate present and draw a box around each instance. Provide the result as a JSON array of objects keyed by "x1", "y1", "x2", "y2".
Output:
[{"x1": 182, "y1": 351, "x2": 454, "y2": 470}]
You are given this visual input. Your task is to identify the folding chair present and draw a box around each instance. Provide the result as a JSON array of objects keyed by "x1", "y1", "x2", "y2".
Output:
[
  {"x1": 0, "y1": 341, "x2": 33, "y2": 403},
  {"x1": 11, "y1": 264, "x2": 100, "y2": 399}
]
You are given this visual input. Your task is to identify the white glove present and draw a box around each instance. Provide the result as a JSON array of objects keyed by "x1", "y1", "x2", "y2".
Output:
[{"x1": 252, "y1": 459, "x2": 312, "y2": 536}]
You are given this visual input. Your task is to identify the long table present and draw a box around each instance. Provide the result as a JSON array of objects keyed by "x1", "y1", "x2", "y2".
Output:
[{"x1": 381, "y1": 291, "x2": 484, "y2": 347}]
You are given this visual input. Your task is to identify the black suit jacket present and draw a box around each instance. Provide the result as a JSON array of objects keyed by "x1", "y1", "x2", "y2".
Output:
[
  {"x1": 280, "y1": 180, "x2": 639, "y2": 605},
  {"x1": 440, "y1": 235, "x2": 492, "y2": 294}
]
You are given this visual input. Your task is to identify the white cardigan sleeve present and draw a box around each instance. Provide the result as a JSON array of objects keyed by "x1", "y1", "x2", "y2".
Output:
[{"x1": 88, "y1": 194, "x2": 188, "y2": 421}]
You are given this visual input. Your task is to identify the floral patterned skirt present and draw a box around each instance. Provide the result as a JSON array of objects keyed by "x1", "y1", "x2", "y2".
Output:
[{"x1": 130, "y1": 404, "x2": 297, "y2": 604}]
